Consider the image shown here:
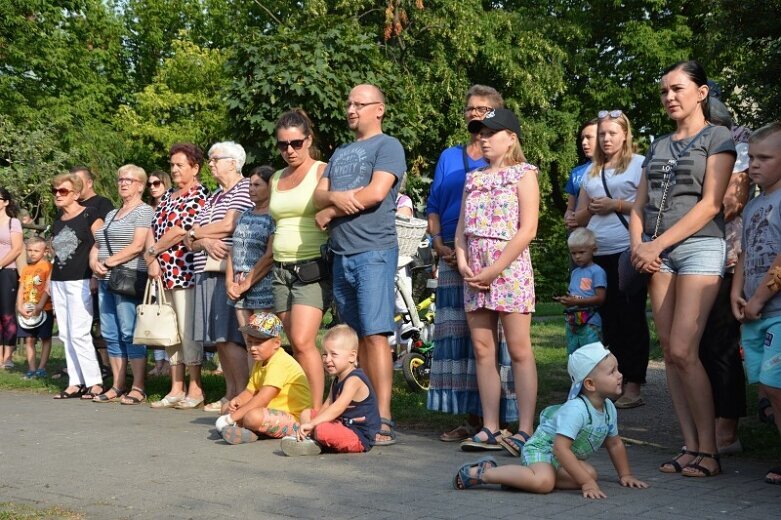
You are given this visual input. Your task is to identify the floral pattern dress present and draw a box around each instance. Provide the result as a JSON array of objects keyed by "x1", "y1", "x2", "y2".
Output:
[{"x1": 463, "y1": 163, "x2": 536, "y2": 313}]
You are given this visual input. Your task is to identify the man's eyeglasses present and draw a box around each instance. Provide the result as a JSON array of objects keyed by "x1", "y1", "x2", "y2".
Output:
[
  {"x1": 464, "y1": 105, "x2": 492, "y2": 116},
  {"x1": 51, "y1": 188, "x2": 74, "y2": 197},
  {"x1": 598, "y1": 110, "x2": 623, "y2": 119},
  {"x1": 276, "y1": 139, "x2": 306, "y2": 152},
  {"x1": 147, "y1": 180, "x2": 163, "y2": 188},
  {"x1": 345, "y1": 101, "x2": 381, "y2": 111}
]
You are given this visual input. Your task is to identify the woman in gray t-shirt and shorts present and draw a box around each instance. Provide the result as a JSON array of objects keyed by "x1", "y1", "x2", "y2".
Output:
[{"x1": 629, "y1": 60, "x2": 736, "y2": 478}]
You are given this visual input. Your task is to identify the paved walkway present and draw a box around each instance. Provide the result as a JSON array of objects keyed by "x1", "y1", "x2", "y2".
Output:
[{"x1": 0, "y1": 391, "x2": 779, "y2": 519}]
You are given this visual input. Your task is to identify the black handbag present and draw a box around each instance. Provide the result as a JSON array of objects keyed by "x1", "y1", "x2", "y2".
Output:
[{"x1": 103, "y1": 210, "x2": 147, "y2": 298}]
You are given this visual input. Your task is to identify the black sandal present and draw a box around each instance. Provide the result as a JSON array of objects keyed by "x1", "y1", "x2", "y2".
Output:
[
  {"x1": 93, "y1": 386, "x2": 125, "y2": 403},
  {"x1": 682, "y1": 451, "x2": 722, "y2": 478},
  {"x1": 80, "y1": 384, "x2": 106, "y2": 400},
  {"x1": 120, "y1": 387, "x2": 147, "y2": 405},
  {"x1": 53, "y1": 385, "x2": 85, "y2": 399},
  {"x1": 659, "y1": 447, "x2": 698, "y2": 473}
]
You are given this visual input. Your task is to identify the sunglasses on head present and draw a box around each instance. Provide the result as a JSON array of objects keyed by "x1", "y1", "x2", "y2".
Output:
[
  {"x1": 598, "y1": 109, "x2": 623, "y2": 119},
  {"x1": 147, "y1": 180, "x2": 163, "y2": 188},
  {"x1": 51, "y1": 187, "x2": 73, "y2": 197},
  {"x1": 276, "y1": 139, "x2": 305, "y2": 152}
]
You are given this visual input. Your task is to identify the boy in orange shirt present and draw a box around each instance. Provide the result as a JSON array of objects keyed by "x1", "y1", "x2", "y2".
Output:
[{"x1": 16, "y1": 237, "x2": 53, "y2": 379}]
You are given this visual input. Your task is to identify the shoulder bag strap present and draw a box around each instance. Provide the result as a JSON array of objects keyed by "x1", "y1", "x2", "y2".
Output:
[
  {"x1": 102, "y1": 210, "x2": 118, "y2": 256},
  {"x1": 461, "y1": 144, "x2": 470, "y2": 173},
  {"x1": 600, "y1": 168, "x2": 630, "y2": 230}
]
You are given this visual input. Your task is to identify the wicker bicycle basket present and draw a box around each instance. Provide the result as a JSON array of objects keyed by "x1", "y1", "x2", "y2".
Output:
[{"x1": 396, "y1": 216, "x2": 428, "y2": 258}]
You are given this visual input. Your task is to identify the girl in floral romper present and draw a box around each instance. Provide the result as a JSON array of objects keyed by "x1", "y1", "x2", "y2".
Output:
[{"x1": 455, "y1": 108, "x2": 539, "y2": 454}]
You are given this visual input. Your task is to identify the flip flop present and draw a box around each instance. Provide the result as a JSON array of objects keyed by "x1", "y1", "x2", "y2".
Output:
[{"x1": 375, "y1": 417, "x2": 397, "y2": 446}]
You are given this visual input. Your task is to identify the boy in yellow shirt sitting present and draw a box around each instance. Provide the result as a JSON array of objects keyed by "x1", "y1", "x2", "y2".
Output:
[{"x1": 215, "y1": 312, "x2": 312, "y2": 444}]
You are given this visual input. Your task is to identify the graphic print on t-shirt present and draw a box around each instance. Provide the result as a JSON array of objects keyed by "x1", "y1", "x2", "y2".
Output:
[
  {"x1": 328, "y1": 147, "x2": 371, "y2": 191},
  {"x1": 51, "y1": 226, "x2": 79, "y2": 268},
  {"x1": 745, "y1": 202, "x2": 776, "y2": 279}
]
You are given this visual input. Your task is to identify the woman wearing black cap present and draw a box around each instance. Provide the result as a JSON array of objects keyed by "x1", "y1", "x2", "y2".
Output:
[{"x1": 454, "y1": 108, "x2": 539, "y2": 453}]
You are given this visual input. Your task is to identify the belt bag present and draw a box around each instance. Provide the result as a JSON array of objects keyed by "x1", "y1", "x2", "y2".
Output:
[
  {"x1": 564, "y1": 307, "x2": 596, "y2": 327},
  {"x1": 295, "y1": 258, "x2": 328, "y2": 283}
]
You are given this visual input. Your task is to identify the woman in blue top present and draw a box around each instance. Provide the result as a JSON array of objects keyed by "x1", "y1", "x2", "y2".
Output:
[
  {"x1": 426, "y1": 85, "x2": 518, "y2": 443},
  {"x1": 564, "y1": 119, "x2": 598, "y2": 231}
]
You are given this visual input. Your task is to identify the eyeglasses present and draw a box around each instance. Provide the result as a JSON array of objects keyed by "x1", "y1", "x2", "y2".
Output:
[
  {"x1": 276, "y1": 139, "x2": 306, "y2": 151},
  {"x1": 147, "y1": 180, "x2": 163, "y2": 188},
  {"x1": 117, "y1": 177, "x2": 138, "y2": 185},
  {"x1": 51, "y1": 188, "x2": 74, "y2": 197},
  {"x1": 345, "y1": 101, "x2": 381, "y2": 111},
  {"x1": 464, "y1": 105, "x2": 493, "y2": 115},
  {"x1": 207, "y1": 156, "x2": 232, "y2": 164},
  {"x1": 598, "y1": 110, "x2": 624, "y2": 119}
]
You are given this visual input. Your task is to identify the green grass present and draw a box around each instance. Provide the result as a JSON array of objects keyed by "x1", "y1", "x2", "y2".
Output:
[{"x1": 0, "y1": 503, "x2": 83, "y2": 520}]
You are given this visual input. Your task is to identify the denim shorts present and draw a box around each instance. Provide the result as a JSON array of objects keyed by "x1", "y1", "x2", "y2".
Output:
[
  {"x1": 741, "y1": 315, "x2": 781, "y2": 388},
  {"x1": 659, "y1": 237, "x2": 725, "y2": 276},
  {"x1": 332, "y1": 248, "x2": 398, "y2": 337}
]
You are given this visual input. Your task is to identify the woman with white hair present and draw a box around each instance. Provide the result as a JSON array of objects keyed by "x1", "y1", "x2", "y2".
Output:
[{"x1": 186, "y1": 141, "x2": 253, "y2": 410}]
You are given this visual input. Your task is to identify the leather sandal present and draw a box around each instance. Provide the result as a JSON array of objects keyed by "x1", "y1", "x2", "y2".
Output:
[
  {"x1": 93, "y1": 386, "x2": 125, "y2": 403},
  {"x1": 659, "y1": 447, "x2": 698, "y2": 473},
  {"x1": 81, "y1": 384, "x2": 106, "y2": 400},
  {"x1": 682, "y1": 452, "x2": 721, "y2": 478},
  {"x1": 497, "y1": 430, "x2": 531, "y2": 458},
  {"x1": 120, "y1": 387, "x2": 147, "y2": 405}
]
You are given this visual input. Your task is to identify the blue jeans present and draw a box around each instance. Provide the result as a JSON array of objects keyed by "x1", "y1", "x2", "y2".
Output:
[
  {"x1": 332, "y1": 248, "x2": 398, "y2": 337},
  {"x1": 98, "y1": 280, "x2": 147, "y2": 359}
]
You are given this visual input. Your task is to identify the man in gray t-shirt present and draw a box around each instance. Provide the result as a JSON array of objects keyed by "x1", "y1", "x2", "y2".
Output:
[{"x1": 314, "y1": 84, "x2": 407, "y2": 445}]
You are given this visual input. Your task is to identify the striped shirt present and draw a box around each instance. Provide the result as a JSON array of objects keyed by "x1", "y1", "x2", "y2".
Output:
[
  {"x1": 193, "y1": 178, "x2": 253, "y2": 273},
  {"x1": 95, "y1": 204, "x2": 155, "y2": 279}
]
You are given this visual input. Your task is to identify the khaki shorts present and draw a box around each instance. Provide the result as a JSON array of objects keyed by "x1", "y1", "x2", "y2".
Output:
[
  {"x1": 164, "y1": 287, "x2": 203, "y2": 366},
  {"x1": 272, "y1": 264, "x2": 332, "y2": 313}
]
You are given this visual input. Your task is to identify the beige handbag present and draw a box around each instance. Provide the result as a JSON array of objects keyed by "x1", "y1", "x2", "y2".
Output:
[{"x1": 133, "y1": 278, "x2": 181, "y2": 348}]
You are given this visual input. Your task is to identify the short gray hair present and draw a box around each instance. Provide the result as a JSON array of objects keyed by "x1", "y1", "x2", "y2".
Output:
[{"x1": 209, "y1": 141, "x2": 246, "y2": 173}]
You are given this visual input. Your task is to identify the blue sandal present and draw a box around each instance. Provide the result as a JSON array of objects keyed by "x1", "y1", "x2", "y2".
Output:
[
  {"x1": 498, "y1": 430, "x2": 531, "y2": 457},
  {"x1": 453, "y1": 456, "x2": 497, "y2": 490},
  {"x1": 460, "y1": 427, "x2": 505, "y2": 452}
]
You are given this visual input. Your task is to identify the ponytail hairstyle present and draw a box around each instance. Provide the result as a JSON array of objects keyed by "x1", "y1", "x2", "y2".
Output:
[
  {"x1": 274, "y1": 108, "x2": 320, "y2": 160},
  {"x1": 662, "y1": 60, "x2": 711, "y2": 121}
]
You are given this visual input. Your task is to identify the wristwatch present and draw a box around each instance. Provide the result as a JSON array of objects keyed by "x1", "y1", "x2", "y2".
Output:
[{"x1": 188, "y1": 229, "x2": 197, "y2": 240}]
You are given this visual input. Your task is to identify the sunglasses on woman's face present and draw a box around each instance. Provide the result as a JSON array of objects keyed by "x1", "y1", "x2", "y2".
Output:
[
  {"x1": 51, "y1": 188, "x2": 74, "y2": 197},
  {"x1": 276, "y1": 139, "x2": 305, "y2": 152},
  {"x1": 147, "y1": 180, "x2": 163, "y2": 188},
  {"x1": 598, "y1": 109, "x2": 623, "y2": 119}
]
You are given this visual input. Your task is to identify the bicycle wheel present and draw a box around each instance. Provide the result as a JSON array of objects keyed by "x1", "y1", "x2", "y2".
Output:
[{"x1": 401, "y1": 351, "x2": 429, "y2": 392}]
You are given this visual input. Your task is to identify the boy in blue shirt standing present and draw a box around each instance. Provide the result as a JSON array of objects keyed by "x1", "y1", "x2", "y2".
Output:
[
  {"x1": 731, "y1": 122, "x2": 781, "y2": 485},
  {"x1": 555, "y1": 228, "x2": 607, "y2": 354}
]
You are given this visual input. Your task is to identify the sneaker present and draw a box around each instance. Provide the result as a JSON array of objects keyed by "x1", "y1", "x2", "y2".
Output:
[
  {"x1": 23, "y1": 370, "x2": 35, "y2": 380},
  {"x1": 221, "y1": 426, "x2": 259, "y2": 445},
  {"x1": 281, "y1": 436, "x2": 322, "y2": 457},
  {"x1": 3, "y1": 360, "x2": 13, "y2": 369},
  {"x1": 34, "y1": 368, "x2": 47, "y2": 378}
]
